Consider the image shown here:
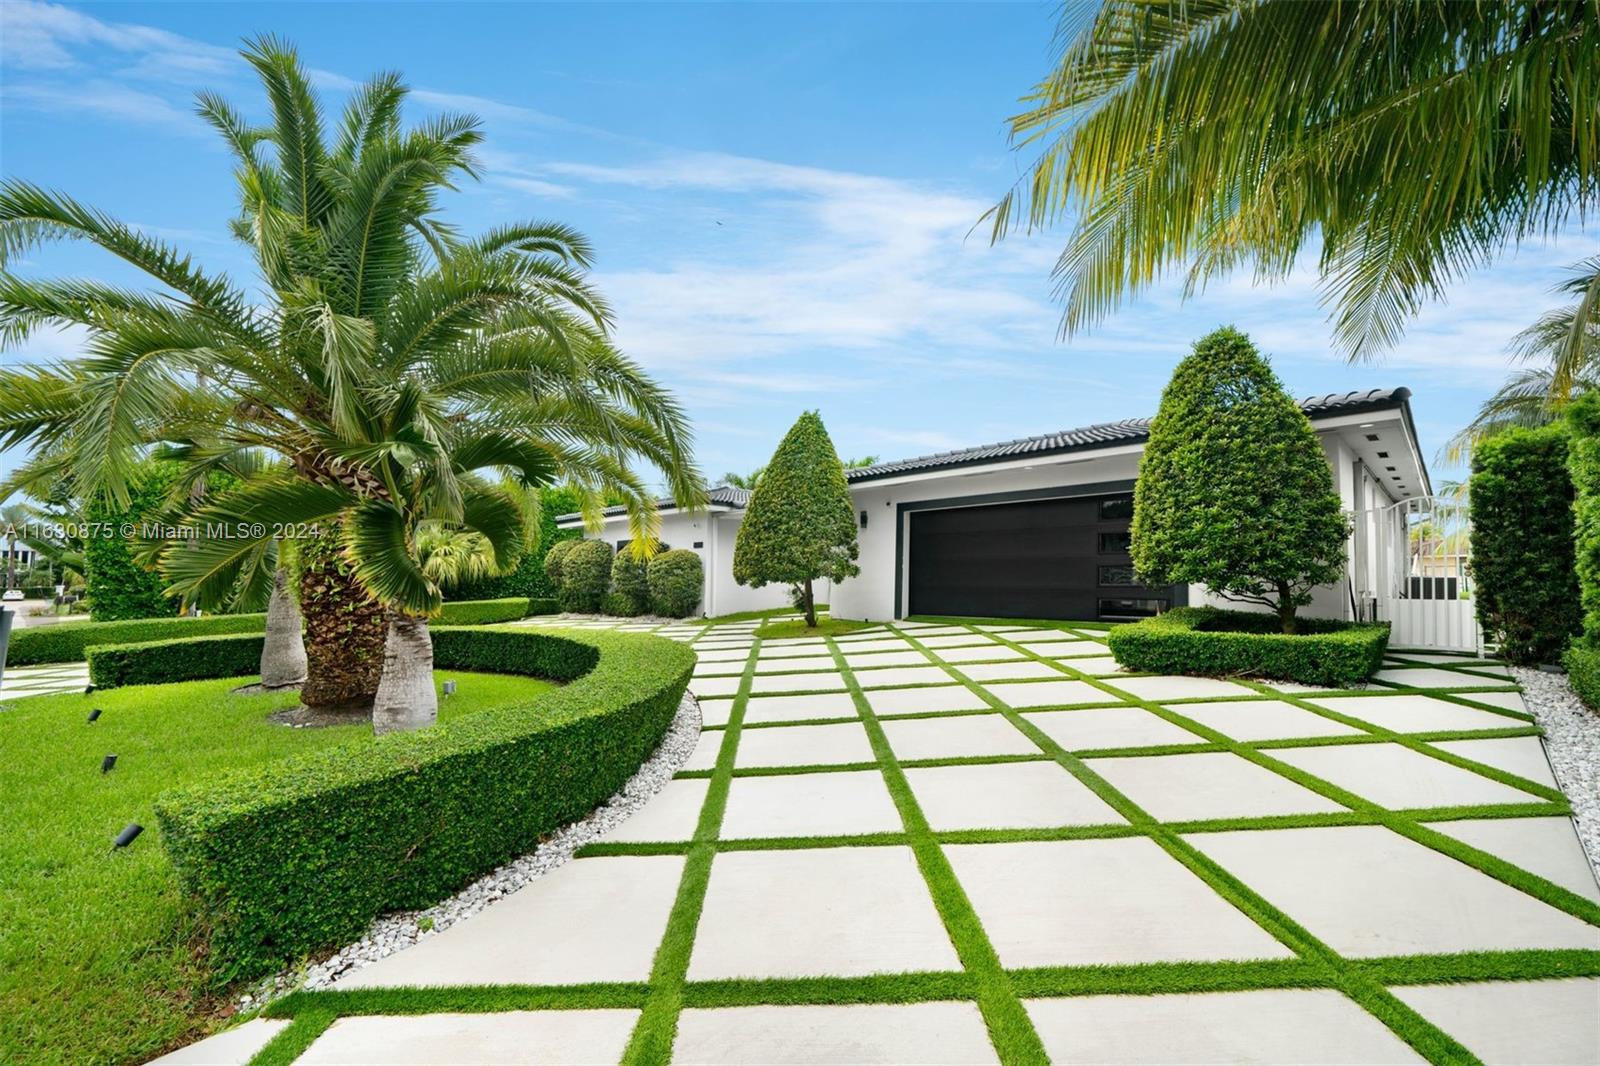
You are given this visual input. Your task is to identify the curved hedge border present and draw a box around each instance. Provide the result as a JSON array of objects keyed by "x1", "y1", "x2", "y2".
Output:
[
  {"x1": 153, "y1": 625, "x2": 694, "y2": 981},
  {"x1": 8, "y1": 613, "x2": 267, "y2": 667},
  {"x1": 87, "y1": 633, "x2": 267, "y2": 688},
  {"x1": 9, "y1": 599, "x2": 547, "y2": 666},
  {"x1": 1106, "y1": 606, "x2": 1389, "y2": 688}
]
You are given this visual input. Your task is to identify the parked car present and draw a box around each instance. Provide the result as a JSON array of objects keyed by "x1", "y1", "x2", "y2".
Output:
[{"x1": 1, "y1": 589, "x2": 24, "y2": 602}]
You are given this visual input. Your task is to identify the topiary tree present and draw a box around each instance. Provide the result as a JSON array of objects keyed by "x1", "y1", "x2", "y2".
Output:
[
  {"x1": 648, "y1": 549, "x2": 704, "y2": 618},
  {"x1": 610, "y1": 547, "x2": 652, "y2": 615},
  {"x1": 543, "y1": 538, "x2": 580, "y2": 598},
  {"x1": 1131, "y1": 327, "x2": 1350, "y2": 634},
  {"x1": 733, "y1": 411, "x2": 860, "y2": 627},
  {"x1": 1470, "y1": 425, "x2": 1579, "y2": 665},
  {"x1": 559, "y1": 539, "x2": 613, "y2": 613}
]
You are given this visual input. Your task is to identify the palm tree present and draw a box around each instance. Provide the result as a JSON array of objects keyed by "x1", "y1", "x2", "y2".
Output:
[
  {"x1": 1441, "y1": 257, "x2": 1600, "y2": 463},
  {"x1": 0, "y1": 37, "x2": 703, "y2": 724},
  {"x1": 0, "y1": 502, "x2": 32, "y2": 592},
  {"x1": 988, "y1": 3, "x2": 1600, "y2": 363},
  {"x1": 721, "y1": 467, "x2": 765, "y2": 491}
]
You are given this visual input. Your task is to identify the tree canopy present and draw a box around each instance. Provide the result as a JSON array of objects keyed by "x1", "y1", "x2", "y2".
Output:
[{"x1": 1131, "y1": 327, "x2": 1349, "y2": 632}]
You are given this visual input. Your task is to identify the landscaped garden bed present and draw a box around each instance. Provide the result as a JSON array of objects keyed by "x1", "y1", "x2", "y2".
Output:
[
  {"x1": 1107, "y1": 606, "x2": 1390, "y2": 688},
  {"x1": 0, "y1": 625, "x2": 692, "y2": 1065}
]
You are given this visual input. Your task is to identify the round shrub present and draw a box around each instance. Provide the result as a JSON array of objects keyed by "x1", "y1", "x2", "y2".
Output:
[
  {"x1": 648, "y1": 549, "x2": 704, "y2": 617},
  {"x1": 1469, "y1": 425, "x2": 1579, "y2": 665},
  {"x1": 543, "y1": 538, "x2": 579, "y2": 593},
  {"x1": 610, "y1": 550, "x2": 651, "y2": 615},
  {"x1": 559, "y1": 539, "x2": 613, "y2": 613}
]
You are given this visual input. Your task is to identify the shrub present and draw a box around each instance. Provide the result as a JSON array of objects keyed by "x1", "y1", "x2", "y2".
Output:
[
  {"x1": 451, "y1": 486, "x2": 586, "y2": 601},
  {"x1": 83, "y1": 463, "x2": 181, "y2": 621},
  {"x1": 1106, "y1": 606, "x2": 1390, "y2": 688},
  {"x1": 732, "y1": 410, "x2": 859, "y2": 625},
  {"x1": 88, "y1": 634, "x2": 265, "y2": 688},
  {"x1": 1564, "y1": 644, "x2": 1600, "y2": 710},
  {"x1": 649, "y1": 549, "x2": 704, "y2": 617},
  {"x1": 1469, "y1": 426, "x2": 1579, "y2": 665},
  {"x1": 7, "y1": 613, "x2": 268, "y2": 666},
  {"x1": 1131, "y1": 327, "x2": 1350, "y2": 633},
  {"x1": 526, "y1": 596, "x2": 559, "y2": 616},
  {"x1": 543, "y1": 538, "x2": 580, "y2": 594},
  {"x1": 610, "y1": 550, "x2": 651, "y2": 614},
  {"x1": 153, "y1": 626, "x2": 693, "y2": 981},
  {"x1": 435, "y1": 597, "x2": 532, "y2": 626},
  {"x1": 558, "y1": 539, "x2": 613, "y2": 612},
  {"x1": 1567, "y1": 394, "x2": 1600, "y2": 651}
]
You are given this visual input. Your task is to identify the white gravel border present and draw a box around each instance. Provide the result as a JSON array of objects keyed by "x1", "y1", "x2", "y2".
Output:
[
  {"x1": 1510, "y1": 665, "x2": 1600, "y2": 885},
  {"x1": 239, "y1": 688, "x2": 703, "y2": 1007}
]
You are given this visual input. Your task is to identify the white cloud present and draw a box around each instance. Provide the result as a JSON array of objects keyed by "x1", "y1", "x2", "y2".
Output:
[
  {"x1": 0, "y1": 0, "x2": 235, "y2": 74},
  {"x1": 0, "y1": 79, "x2": 200, "y2": 131}
]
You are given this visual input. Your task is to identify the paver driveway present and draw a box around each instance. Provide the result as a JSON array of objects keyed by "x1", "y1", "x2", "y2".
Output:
[{"x1": 176, "y1": 618, "x2": 1600, "y2": 1065}]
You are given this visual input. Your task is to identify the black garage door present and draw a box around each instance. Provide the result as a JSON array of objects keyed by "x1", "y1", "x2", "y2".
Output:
[{"x1": 907, "y1": 493, "x2": 1171, "y2": 621}]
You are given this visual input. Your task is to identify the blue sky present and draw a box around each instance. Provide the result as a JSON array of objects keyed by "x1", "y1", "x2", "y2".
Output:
[{"x1": 3, "y1": 0, "x2": 1596, "y2": 492}]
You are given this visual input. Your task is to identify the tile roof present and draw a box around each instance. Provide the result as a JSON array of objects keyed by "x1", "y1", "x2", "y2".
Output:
[
  {"x1": 845, "y1": 387, "x2": 1413, "y2": 483},
  {"x1": 557, "y1": 387, "x2": 1414, "y2": 520}
]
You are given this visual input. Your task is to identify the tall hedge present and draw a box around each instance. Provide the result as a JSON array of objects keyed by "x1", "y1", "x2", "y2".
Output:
[
  {"x1": 83, "y1": 463, "x2": 180, "y2": 621},
  {"x1": 1564, "y1": 394, "x2": 1600, "y2": 706},
  {"x1": 559, "y1": 539, "x2": 613, "y2": 612},
  {"x1": 733, "y1": 410, "x2": 859, "y2": 625},
  {"x1": 1469, "y1": 425, "x2": 1579, "y2": 665},
  {"x1": 1131, "y1": 327, "x2": 1349, "y2": 633}
]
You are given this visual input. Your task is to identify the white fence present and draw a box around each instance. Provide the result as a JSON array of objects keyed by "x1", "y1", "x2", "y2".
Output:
[{"x1": 1367, "y1": 495, "x2": 1481, "y2": 654}]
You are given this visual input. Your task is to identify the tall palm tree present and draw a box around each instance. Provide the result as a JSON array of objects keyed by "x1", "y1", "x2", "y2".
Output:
[
  {"x1": 0, "y1": 37, "x2": 703, "y2": 723},
  {"x1": 1441, "y1": 257, "x2": 1600, "y2": 463},
  {"x1": 988, "y1": 2, "x2": 1600, "y2": 362}
]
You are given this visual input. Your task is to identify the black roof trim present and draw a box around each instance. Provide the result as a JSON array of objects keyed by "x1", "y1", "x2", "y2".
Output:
[{"x1": 845, "y1": 388, "x2": 1414, "y2": 484}]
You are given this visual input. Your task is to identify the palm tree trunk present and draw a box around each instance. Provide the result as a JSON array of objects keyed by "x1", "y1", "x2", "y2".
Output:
[
  {"x1": 260, "y1": 567, "x2": 308, "y2": 689},
  {"x1": 5, "y1": 529, "x2": 14, "y2": 592},
  {"x1": 371, "y1": 613, "x2": 437, "y2": 736},
  {"x1": 298, "y1": 523, "x2": 386, "y2": 709}
]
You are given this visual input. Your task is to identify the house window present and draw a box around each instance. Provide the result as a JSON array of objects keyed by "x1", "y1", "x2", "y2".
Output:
[
  {"x1": 1099, "y1": 496, "x2": 1133, "y2": 520},
  {"x1": 1098, "y1": 530, "x2": 1132, "y2": 554},
  {"x1": 1099, "y1": 597, "x2": 1166, "y2": 618},
  {"x1": 1098, "y1": 565, "x2": 1137, "y2": 587}
]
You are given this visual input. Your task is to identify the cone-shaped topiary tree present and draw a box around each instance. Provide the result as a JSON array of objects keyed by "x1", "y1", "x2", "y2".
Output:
[
  {"x1": 1131, "y1": 327, "x2": 1350, "y2": 633},
  {"x1": 733, "y1": 411, "x2": 860, "y2": 627}
]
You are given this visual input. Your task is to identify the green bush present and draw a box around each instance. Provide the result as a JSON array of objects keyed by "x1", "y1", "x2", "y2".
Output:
[
  {"x1": 435, "y1": 597, "x2": 531, "y2": 626},
  {"x1": 1131, "y1": 328, "x2": 1350, "y2": 633},
  {"x1": 649, "y1": 549, "x2": 704, "y2": 617},
  {"x1": 543, "y1": 538, "x2": 580, "y2": 595},
  {"x1": 88, "y1": 634, "x2": 265, "y2": 688},
  {"x1": 1469, "y1": 426, "x2": 1579, "y2": 665},
  {"x1": 733, "y1": 411, "x2": 859, "y2": 625},
  {"x1": 1567, "y1": 394, "x2": 1600, "y2": 651},
  {"x1": 558, "y1": 539, "x2": 613, "y2": 612},
  {"x1": 601, "y1": 591, "x2": 643, "y2": 617},
  {"x1": 83, "y1": 463, "x2": 182, "y2": 621},
  {"x1": 1106, "y1": 606, "x2": 1390, "y2": 688},
  {"x1": 153, "y1": 626, "x2": 694, "y2": 981},
  {"x1": 610, "y1": 550, "x2": 651, "y2": 614},
  {"x1": 1564, "y1": 643, "x2": 1600, "y2": 710},
  {"x1": 452, "y1": 486, "x2": 586, "y2": 601},
  {"x1": 526, "y1": 596, "x2": 559, "y2": 616},
  {"x1": 7, "y1": 613, "x2": 268, "y2": 666}
]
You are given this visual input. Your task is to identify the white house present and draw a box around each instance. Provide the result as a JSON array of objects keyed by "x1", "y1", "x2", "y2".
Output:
[{"x1": 558, "y1": 388, "x2": 1431, "y2": 624}]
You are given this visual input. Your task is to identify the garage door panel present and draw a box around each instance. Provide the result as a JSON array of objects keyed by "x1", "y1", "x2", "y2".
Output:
[{"x1": 908, "y1": 494, "x2": 1165, "y2": 621}]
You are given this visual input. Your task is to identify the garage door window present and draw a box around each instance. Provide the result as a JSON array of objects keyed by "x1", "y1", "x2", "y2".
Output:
[
  {"x1": 1099, "y1": 497, "x2": 1133, "y2": 520},
  {"x1": 1099, "y1": 597, "x2": 1166, "y2": 618},
  {"x1": 1098, "y1": 530, "x2": 1132, "y2": 553},
  {"x1": 1098, "y1": 565, "x2": 1137, "y2": 586}
]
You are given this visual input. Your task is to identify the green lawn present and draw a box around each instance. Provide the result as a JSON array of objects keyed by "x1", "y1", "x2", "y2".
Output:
[
  {"x1": 752, "y1": 615, "x2": 870, "y2": 639},
  {"x1": 0, "y1": 671, "x2": 553, "y2": 1066}
]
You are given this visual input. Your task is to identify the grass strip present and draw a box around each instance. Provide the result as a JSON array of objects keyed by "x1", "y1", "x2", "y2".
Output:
[
  {"x1": 263, "y1": 984, "x2": 649, "y2": 1017},
  {"x1": 826, "y1": 636, "x2": 1049, "y2": 1064},
  {"x1": 682, "y1": 970, "x2": 976, "y2": 1008},
  {"x1": 246, "y1": 1010, "x2": 335, "y2": 1066}
]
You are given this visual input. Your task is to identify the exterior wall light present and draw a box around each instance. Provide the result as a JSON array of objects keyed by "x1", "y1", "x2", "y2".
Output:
[{"x1": 860, "y1": 510, "x2": 868, "y2": 529}]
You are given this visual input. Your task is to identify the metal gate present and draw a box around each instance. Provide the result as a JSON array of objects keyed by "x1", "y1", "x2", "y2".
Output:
[{"x1": 1366, "y1": 495, "x2": 1480, "y2": 653}]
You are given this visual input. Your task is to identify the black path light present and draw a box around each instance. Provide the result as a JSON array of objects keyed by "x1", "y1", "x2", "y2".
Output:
[
  {"x1": 112, "y1": 823, "x2": 143, "y2": 848},
  {"x1": 84, "y1": 684, "x2": 95, "y2": 696},
  {"x1": 101, "y1": 754, "x2": 117, "y2": 774},
  {"x1": 86, "y1": 708, "x2": 102, "y2": 723}
]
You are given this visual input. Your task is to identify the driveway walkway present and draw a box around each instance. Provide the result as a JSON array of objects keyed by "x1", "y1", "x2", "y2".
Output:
[{"x1": 172, "y1": 620, "x2": 1600, "y2": 1065}]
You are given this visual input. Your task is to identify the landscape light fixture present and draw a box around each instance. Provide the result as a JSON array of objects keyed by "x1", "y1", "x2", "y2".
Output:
[
  {"x1": 101, "y1": 754, "x2": 117, "y2": 774},
  {"x1": 87, "y1": 708, "x2": 102, "y2": 723},
  {"x1": 112, "y1": 823, "x2": 143, "y2": 848},
  {"x1": 443, "y1": 680, "x2": 457, "y2": 696},
  {"x1": 84, "y1": 684, "x2": 95, "y2": 696}
]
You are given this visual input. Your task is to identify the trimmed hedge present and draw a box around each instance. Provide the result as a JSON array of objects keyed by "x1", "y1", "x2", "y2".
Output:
[
  {"x1": 648, "y1": 548, "x2": 704, "y2": 617},
  {"x1": 1106, "y1": 607, "x2": 1390, "y2": 688},
  {"x1": 7, "y1": 613, "x2": 268, "y2": 667},
  {"x1": 558, "y1": 540, "x2": 613, "y2": 612},
  {"x1": 88, "y1": 634, "x2": 265, "y2": 689},
  {"x1": 610, "y1": 551, "x2": 651, "y2": 615},
  {"x1": 1564, "y1": 643, "x2": 1600, "y2": 710},
  {"x1": 1469, "y1": 426, "x2": 1579, "y2": 664},
  {"x1": 527, "y1": 596, "x2": 559, "y2": 616},
  {"x1": 153, "y1": 625, "x2": 694, "y2": 981},
  {"x1": 435, "y1": 597, "x2": 530, "y2": 626}
]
